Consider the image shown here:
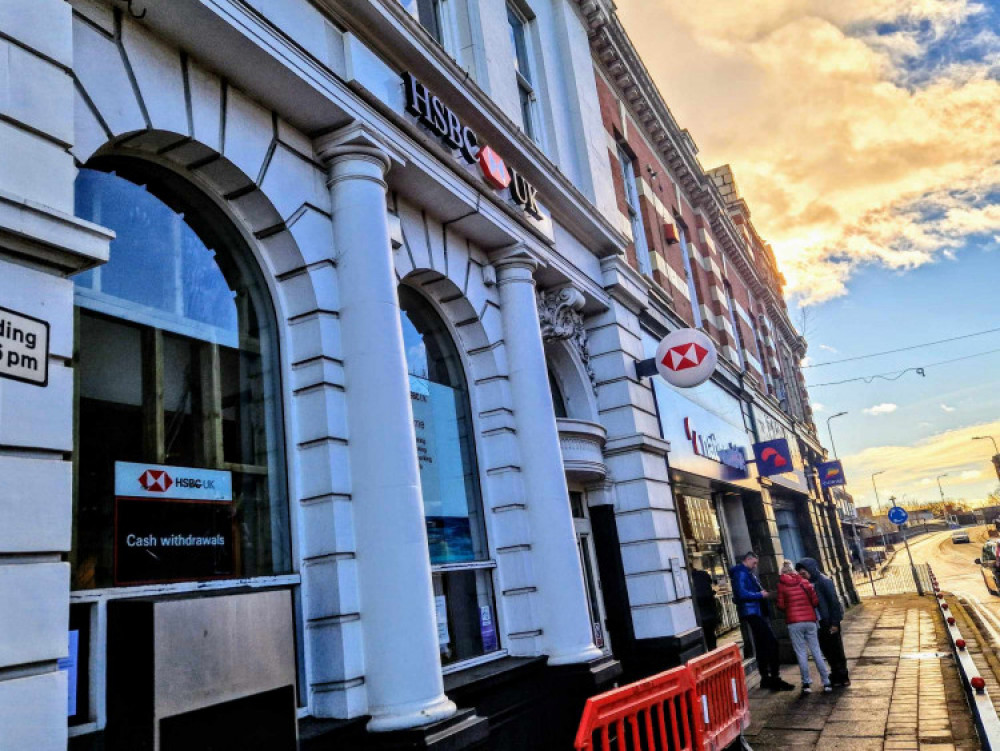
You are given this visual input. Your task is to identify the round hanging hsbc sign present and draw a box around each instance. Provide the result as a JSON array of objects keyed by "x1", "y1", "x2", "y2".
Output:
[{"x1": 654, "y1": 329, "x2": 718, "y2": 388}]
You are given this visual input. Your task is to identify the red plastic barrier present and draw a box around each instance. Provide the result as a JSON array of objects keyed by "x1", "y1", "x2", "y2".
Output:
[
  {"x1": 574, "y1": 645, "x2": 750, "y2": 751},
  {"x1": 573, "y1": 665, "x2": 702, "y2": 751},
  {"x1": 687, "y1": 644, "x2": 750, "y2": 751}
]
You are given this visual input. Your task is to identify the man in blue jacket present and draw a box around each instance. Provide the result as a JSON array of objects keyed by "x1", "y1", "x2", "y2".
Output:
[{"x1": 730, "y1": 551, "x2": 794, "y2": 691}]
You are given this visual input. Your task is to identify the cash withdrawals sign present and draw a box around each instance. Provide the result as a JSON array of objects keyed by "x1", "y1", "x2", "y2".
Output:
[{"x1": 113, "y1": 462, "x2": 235, "y2": 585}]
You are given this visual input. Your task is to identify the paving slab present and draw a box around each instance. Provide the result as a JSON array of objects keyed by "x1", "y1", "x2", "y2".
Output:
[{"x1": 743, "y1": 595, "x2": 980, "y2": 750}]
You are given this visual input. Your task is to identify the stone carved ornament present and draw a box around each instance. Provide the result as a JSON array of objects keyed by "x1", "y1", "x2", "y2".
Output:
[{"x1": 537, "y1": 287, "x2": 597, "y2": 393}]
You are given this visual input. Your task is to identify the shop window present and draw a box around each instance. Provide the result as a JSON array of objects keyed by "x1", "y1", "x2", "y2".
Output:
[
  {"x1": 399, "y1": 286, "x2": 500, "y2": 668},
  {"x1": 71, "y1": 167, "x2": 290, "y2": 590}
]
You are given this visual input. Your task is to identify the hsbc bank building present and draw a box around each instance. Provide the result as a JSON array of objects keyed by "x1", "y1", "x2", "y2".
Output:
[{"x1": 0, "y1": 0, "x2": 853, "y2": 748}]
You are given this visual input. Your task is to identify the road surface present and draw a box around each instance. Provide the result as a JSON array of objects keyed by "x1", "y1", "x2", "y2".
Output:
[{"x1": 906, "y1": 525, "x2": 1000, "y2": 645}]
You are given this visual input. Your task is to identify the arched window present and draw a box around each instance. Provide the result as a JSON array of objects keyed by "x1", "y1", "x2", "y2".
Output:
[
  {"x1": 71, "y1": 165, "x2": 290, "y2": 590},
  {"x1": 399, "y1": 286, "x2": 500, "y2": 667}
]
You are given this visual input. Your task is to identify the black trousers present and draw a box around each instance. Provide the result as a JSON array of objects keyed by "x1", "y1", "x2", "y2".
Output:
[
  {"x1": 746, "y1": 614, "x2": 780, "y2": 681},
  {"x1": 818, "y1": 620, "x2": 849, "y2": 682},
  {"x1": 702, "y1": 619, "x2": 719, "y2": 651}
]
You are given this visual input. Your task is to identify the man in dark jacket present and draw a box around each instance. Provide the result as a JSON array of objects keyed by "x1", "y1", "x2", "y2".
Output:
[
  {"x1": 797, "y1": 557, "x2": 850, "y2": 686},
  {"x1": 729, "y1": 552, "x2": 794, "y2": 691}
]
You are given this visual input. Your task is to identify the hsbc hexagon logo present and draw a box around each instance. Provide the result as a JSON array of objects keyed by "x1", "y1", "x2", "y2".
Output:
[
  {"x1": 654, "y1": 329, "x2": 718, "y2": 388},
  {"x1": 478, "y1": 146, "x2": 511, "y2": 190},
  {"x1": 138, "y1": 469, "x2": 173, "y2": 493}
]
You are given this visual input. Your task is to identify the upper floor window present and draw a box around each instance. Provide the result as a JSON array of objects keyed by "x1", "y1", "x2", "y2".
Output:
[
  {"x1": 417, "y1": 0, "x2": 445, "y2": 44},
  {"x1": 677, "y1": 226, "x2": 702, "y2": 326},
  {"x1": 507, "y1": 3, "x2": 538, "y2": 141},
  {"x1": 724, "y1": 281, "x2": 746, "y2": 370},
  {"x1": 618, "y1": 145, "x2": 651, "y2": 275}
]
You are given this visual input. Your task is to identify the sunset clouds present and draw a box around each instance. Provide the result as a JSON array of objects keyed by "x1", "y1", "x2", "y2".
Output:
[
  {"x1": 841, "y1": 418, "x2": 1000, "y2": 503},
  {"x1": 616, "y1": 0, "x2": 1000, "y2": 304}
]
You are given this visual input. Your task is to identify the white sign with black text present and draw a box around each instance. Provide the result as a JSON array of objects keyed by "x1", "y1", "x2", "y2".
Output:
[{"x1": 0, "y1": 305, "x2": 49, "y2": 386}]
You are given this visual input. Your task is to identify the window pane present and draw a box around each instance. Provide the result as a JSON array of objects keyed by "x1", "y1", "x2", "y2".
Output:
[
  {"x1": 72, "y1": 169, "x2": 290, "y2": 589},
  {"x1": 74, "y1": 169, "x2": 238, "y2": 345},
  {"x1": 400, "y1": 287, "x2": 488, "y2": 566},
  {"x1": 507, "y1": 6, "x2": 530, "y2": 81},
  {"x1": 434, "y1": 569, "x2": 500, "y2": 665},
  {"x1": 417, "y1": 0, "x2": 443, "y2": 43}
]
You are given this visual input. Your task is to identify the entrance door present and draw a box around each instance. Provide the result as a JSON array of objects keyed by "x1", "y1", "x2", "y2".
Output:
[{"x1": 569, "y1": 491, "x2": 610, "y2": 652}]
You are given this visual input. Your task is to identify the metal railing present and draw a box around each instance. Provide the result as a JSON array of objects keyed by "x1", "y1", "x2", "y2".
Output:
[{"x1": 855, "y1": 563, "x2": 934, "y2": 598}]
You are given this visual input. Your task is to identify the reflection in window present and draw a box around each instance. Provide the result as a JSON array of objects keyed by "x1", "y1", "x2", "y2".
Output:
[
  {"x1": 72, "y1": 168, "x2": 289, "y2": 590},
  {"x1": 399, "y1": 286, "x2": 500, "y2": 667}
]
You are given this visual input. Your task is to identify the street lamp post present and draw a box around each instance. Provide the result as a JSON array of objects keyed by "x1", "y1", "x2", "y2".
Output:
[
  {"x1": 973, "y1": 435, "x2": 1000, "y2": 455},
  {"x1": 827, "y1": 411, "x2": 848, "y2": 460},
  {"x1": 872, "y1": 470, "x2": 886, "y2": 511},
  {"x1": 936, "y1": 473, "x2": 949, "y2": 504}
]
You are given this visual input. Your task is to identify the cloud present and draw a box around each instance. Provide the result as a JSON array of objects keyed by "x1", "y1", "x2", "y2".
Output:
[
  {"x1": 941, "y1": 403, "x2": 957, "y2": 412},
  {"x1": 864, "y1": 402, "x2": 899, "y2": 415},
  {"x1": 841, "y1": 418, "x2": 1000, "y2": 500},
  {"x1": 819, "y1": 345, "x2": 838, "y2": 353},
  {"x1": 812, "y1": 402, "x2": 826, "y2": 412},
  {"x1": 920, "y1": 478, "x2": 933, "y2": 485},
  {"x1": 616, "y1": 0, "x2": 1000, "y2": 304}
]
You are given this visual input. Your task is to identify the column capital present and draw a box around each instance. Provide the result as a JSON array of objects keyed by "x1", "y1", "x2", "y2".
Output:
[
  {"x1": 489, "y1": 242, "x2": 545, "y2": 277},
  {"x1": 314, "y1": 122, "x2": 407, "y2": 174}
]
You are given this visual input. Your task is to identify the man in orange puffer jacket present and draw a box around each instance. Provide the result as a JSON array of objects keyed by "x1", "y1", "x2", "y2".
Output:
[{"x1": 777, "y1": 561, "x2": 831, "y2": 694}]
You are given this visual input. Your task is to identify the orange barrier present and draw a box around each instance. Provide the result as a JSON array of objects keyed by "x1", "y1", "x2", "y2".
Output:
[
  {"x1": 687, "y1": 644, "x2": 750, "y2": 751},
  {"x1": 574, "y1": 645, "x2": 749, "y2": 751},
  {"x1": 573, "y1": 665, "x2": 702, "y2": 751}
]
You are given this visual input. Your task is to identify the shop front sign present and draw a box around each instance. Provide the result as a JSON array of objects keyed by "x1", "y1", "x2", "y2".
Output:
[
  {"x1": 817, "y1": 460, "x2": 847, "y2": 487},
  {"x1": 113, "y1": 462, "x2": 235, "y2": 585},
  {"x1": 683, "y1": 416, "x2": 748, "y2": 474},
  {"x1": 0, "y1": 305, "x2": 49, "y2": 386},
  {"x1": 753, "y1": 438, "x2": 794, "y2": 478},
  {"x1": 402, "y1": 72, "x2": 540, "y2": 217},
  {"x1": 654, "y1": 328, "x2": 717, "y2": 388}
]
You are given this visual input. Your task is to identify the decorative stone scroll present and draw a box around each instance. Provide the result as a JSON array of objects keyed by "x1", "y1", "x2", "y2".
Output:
[{"x1": 537, "y1": 286, "x2": 596, "y2": 393}]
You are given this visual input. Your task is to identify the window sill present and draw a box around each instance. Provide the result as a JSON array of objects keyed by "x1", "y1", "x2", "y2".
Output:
[{"x1": 443, "y1": 654, "x2": 547, "y2": 694}]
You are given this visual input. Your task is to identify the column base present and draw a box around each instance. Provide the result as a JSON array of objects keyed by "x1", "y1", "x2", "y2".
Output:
[
  {"x1": 367, "y1": 696, "x2": 458, "y2": 733},
  {"x1": 546, "y1": 643, "x2": 605, "y2": 666},
  {"x1": 366, "y1": 708, "x2": 489, "y2": 750}
]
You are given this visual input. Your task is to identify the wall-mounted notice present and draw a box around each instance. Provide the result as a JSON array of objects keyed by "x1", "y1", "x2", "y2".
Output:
[
  {"x1": 435, "y1": 595, "x2": 451, "y2": 649},
  {"x1": 0, "y1": 305, "x2": 49, "y2": 386}
]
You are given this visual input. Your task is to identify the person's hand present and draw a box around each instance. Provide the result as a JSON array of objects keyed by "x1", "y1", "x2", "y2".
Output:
[
  {"x1": 829, "y1": 625, "x2": 839, "y2": 634},
  {"x1": 760, "y1": 590, "x2": 771, "y2": 599}
]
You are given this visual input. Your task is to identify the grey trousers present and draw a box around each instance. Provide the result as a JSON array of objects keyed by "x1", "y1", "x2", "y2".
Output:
[{"x1": 788, "y1": 621, "x2": 831, "y2": 686}]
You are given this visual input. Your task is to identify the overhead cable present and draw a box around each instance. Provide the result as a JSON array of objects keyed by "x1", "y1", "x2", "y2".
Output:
[
  {"x1": 803, "y1": 326, "x2": 1000, "y2": 368},
  {"x1": 808, "y1": 346, "x2": 1000, "y2": 388}
]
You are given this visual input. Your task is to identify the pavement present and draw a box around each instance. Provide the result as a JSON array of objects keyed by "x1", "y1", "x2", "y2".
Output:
[{"x1": 744, "y1": 594, "x2": 980, "y2": 750}]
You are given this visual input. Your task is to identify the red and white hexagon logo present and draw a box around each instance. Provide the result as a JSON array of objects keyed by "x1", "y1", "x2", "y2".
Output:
[
  {"x1": 478, "y1": 145, "x2": 511, "y2": 191},
  {"x1": 138, "y1": 469, "x2": 173, "y2": 493},
  {"x1": 654, "y1": 329, "x2": 718, "y2": 388}
]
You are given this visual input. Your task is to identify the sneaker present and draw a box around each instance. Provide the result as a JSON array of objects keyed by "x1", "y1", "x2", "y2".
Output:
[
  {"x1": 823, "y1": 684, "x2": 833, "y2": 693},
  {"x1": 773, "y1": 678, "x2": 796, "y2": 691},
  {"x1": 802, "y1": 684, "x2": 812, "y2": 694}
]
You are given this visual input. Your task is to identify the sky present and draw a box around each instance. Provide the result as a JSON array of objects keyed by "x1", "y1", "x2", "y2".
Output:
[{"x1": 616, "y1": 0, "x2": 1000, "y2": 507}]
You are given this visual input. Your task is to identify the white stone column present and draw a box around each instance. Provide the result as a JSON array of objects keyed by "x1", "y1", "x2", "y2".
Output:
[
  {"x1": 492, "y1": 245, "x2": 603, "y2": 665},
  {"x1": 316, "y1": 125, "x2": 456, "y2": 732}
]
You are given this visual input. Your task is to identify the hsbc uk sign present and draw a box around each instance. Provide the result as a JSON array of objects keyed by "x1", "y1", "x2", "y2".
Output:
[
  {"x1": 402, "y1": 72, "x2": 540, "y2": 217},
  {"x1": 115, "y1": 462, "x2": 233, "y2": 502}
]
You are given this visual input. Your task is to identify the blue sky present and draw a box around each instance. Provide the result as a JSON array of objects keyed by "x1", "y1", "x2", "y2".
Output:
[{"x1": 800, "y1": 242, "x2": 1000, "y2": 506}]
